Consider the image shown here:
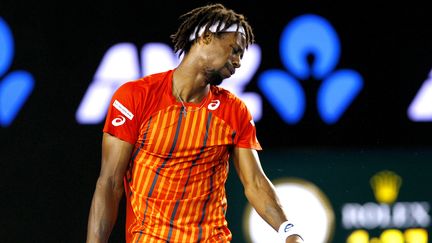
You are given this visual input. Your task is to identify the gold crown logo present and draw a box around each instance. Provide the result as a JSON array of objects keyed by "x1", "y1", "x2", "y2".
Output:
[{"x1": 370, "y1": 170, "x2": 402, "y2": 204}]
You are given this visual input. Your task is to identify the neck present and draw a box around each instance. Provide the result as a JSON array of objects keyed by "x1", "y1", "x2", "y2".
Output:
[{"x1": 173, "y1": 63, "x2": 210, "y2": 103}]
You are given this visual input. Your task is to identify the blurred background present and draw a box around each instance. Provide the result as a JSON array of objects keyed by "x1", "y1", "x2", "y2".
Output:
[{"x1": 1, "y1": 0, "x2": 431, "y2": 242}]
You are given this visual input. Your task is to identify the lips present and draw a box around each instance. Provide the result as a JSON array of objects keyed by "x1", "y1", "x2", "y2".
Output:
[
  {"x1": 227, "y1": 65, "x2": 235, "y2": 76},
  {"x1": 225, "y1": 68, "x2": 234, "y2": 78},
  {"x1": 229, "y1": 68, "x2": 235, "y2": 75}
]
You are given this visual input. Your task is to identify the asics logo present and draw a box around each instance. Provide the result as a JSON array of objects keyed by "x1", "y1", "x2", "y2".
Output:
[
  {"x1": 207, "y1": 100, "x2": 220, "y2": 110},
  {"x1": 284, "y1": 223, "x2": 294, "y2": 232},
  {"x1": 111, "y1": 115, "x2": 126, "y2": 126}
]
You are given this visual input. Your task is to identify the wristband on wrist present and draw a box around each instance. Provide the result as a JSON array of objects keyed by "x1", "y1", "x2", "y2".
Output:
[{"x1": 278, "y1": 221, "x2": 303, "y2": 241}]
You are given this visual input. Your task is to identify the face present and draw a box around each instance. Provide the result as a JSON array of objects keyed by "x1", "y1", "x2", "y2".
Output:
[{"x1": 201, "y1": 32, "x2": 246, "y2": 85}]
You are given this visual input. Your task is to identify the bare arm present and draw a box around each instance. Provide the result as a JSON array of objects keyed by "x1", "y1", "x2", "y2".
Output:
[
  {"x1": 232, "y1": 147, "x2": 303, "y2": 243},
  {"x1": 86, "y1": 133, "x2": 134, "y2": 243}
]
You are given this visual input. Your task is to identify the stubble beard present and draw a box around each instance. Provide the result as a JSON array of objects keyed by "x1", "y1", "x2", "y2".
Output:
[{"x1": 207, "y1": 69, "x2": 225, "y2": 86}]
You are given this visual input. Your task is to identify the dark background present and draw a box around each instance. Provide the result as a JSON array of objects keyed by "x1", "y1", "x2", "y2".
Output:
[{"x1": 1, "y1": 0, "x2": 431, "y2": 242}]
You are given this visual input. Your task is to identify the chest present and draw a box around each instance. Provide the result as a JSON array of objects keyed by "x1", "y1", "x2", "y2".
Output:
[{"x1": 136, "y1": 106, "x2": 235, "y2": 158}]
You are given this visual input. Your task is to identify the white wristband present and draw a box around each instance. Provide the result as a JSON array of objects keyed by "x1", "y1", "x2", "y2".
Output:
[{"x1": 278, "y1": 221, "x2": 303, "y2": 241}]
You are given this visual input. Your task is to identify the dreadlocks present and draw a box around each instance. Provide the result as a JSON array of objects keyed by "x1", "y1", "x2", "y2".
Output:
[{"x1": 171, "y1": 3, "x2": 254, "y2": 56}]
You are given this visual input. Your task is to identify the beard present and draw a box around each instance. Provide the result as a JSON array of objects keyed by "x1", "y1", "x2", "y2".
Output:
[
  {"x1": 208, "y1": 70, "x2": 224, "y2": 85},
  {"x1": 206, "y1": 66, "x2": 229, "y2": 86}
]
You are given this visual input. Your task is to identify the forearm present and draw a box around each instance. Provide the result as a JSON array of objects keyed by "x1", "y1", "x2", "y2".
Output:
[
  {"x1": 244, "y1": 177, "x2": 287, "y2": 231},
  {"x1": 245, "y1": 179, "x2": 303, "y2": 242},
  {"x1": 87, "y1": 178, "x2": 124, "y2": 243},
  {"x1": 234, "y1": 148, "x2": 303, "y2": 242}
]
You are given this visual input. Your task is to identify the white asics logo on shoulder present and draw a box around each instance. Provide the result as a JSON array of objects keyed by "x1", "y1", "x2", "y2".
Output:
[
  {"x1": 112, "y1": 115, "x2": 126, "y2": 126},
  {"x1": 113, "y1": 100, "x2": 134, "y2": 120},
  {"x1": 208, "y1": 100, "x2": 220, "y2": 110}
]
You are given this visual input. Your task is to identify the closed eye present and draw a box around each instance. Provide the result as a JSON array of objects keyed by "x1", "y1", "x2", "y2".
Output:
[{"x1": 232, "y1": 46, "x2": 244, "y2": 58}]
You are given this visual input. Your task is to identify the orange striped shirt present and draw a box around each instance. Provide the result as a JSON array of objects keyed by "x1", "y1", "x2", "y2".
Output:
[{"x1": 103, "y1": 69, "x2": 261, "y2": 242}]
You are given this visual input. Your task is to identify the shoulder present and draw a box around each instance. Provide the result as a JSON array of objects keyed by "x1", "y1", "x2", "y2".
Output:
[
  {"x1": 211, "y1": 86, "x2": 242, "y2": 104},
  {"x1": 211, "y1": 85, "x2": 248, "y2": 110},
  {"x1": 116, "y1": 69, "x2": 173, "y2": 96},
  {"x1": 143, "y1": 69, "x2": 173, "y2": 87}
]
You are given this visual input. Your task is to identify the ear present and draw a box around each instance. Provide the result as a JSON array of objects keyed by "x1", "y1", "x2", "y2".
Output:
[{"x1": 200, "y1": 31, "x2": 213, "y2": 45}]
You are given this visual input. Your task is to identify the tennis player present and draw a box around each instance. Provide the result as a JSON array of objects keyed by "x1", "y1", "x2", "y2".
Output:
[{"x1": 87, "y1": 3, "x2": 304, "y2": 243}]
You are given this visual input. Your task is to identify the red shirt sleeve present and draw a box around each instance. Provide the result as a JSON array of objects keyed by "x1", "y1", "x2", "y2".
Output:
[
  {"x1": 235, "y1": 99, "x2": 262, "y2": 150},
  {"x1": 103, "y1": 82, "x2": 141, "y2": 145}
]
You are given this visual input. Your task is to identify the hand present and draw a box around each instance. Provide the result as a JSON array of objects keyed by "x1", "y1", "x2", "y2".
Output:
[{"x1": 286, "y1": 234, "x2": 303, "y2": 243}]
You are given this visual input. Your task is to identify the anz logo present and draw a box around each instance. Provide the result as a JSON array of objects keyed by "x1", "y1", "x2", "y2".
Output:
[
  {"x1": 76, "y1": 14, "x2": 363, "y2": 125},
  {"x1": 0, "y1": 17, "x2": 35, "y2": 127},
  {"x1": 407, "y1": 68, "x2": 432, "y2": 122},
  {"x1": 76, "y1": 43, "x2": 262, "y2": 124},
  {"x1": 258, "y1": 14, "x2": 363, "y2": 124}
]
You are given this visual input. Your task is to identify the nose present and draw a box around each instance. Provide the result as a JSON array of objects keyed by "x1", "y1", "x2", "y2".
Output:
[{"x1": 231, "y1": 54, "x2": 241, "y2": 69}]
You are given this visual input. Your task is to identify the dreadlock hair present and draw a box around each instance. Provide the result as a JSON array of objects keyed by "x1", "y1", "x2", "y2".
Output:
[{"x1": 170, "y1": 3, "x2": 254, "y2": 57}]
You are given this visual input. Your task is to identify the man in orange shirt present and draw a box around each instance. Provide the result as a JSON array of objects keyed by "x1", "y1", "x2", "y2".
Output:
[{"x1": 87, "y1": 3, "x2": 303, "y2": 243}]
